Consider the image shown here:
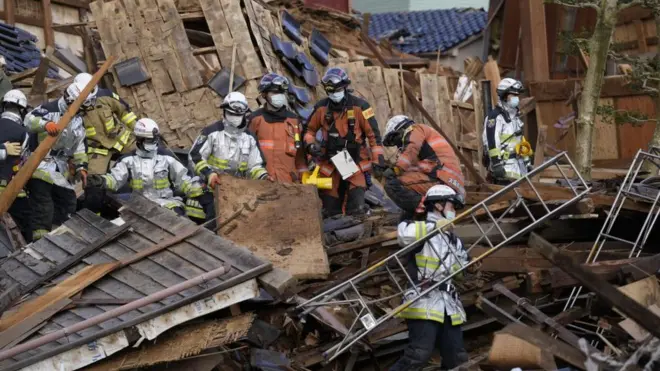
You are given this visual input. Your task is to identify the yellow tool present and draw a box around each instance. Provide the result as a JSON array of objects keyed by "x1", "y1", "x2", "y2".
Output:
[
  {"x1": 515, "y1": 137, "x2": 534, "y2": 157},
  {"x1": 302, "y1": 165, "x2": 333, "y2": 190}
]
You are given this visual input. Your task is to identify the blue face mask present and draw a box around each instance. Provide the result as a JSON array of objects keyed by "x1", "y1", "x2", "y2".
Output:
[{"x1": 508, "y1": 96, "x2": 520, "y2": 108}]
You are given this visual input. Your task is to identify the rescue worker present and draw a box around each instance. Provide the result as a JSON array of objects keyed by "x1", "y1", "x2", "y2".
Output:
[
  {"x1": 304, "y1": 67, "x2": 384, "y2": 217},
  {"x1": 248, "y1": 73, "x2": 307, "y2": 183},
  {"x1": 79, "y1": 72, "x2": 138, "y2": 214},
  {"x1": 87, "y1": 118, "x2": 207, "y2": 218},
  {"x1": 482, "y1": 78, "x2": 532, "y2": 184},
  {"x1": 25, "y1": 77, "x2": 91, "y2": 241},
  {"x1": 381, "y1": 115, "x2": 466, "y2": 220},
  {"x1": 189, "y1": 92, "x2": 269, "y2": 224},
  {"x1": 0, "y1": 89, "x2": 32, "y2": 241},
  {"x1": 391, "y1": 185, "x2": 474, "y2": 370}
]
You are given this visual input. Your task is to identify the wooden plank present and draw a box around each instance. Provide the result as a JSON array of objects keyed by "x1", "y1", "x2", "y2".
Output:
[
  {"x1": 615, "y1": 95, "x2": 657, "y2": 159},
  {"x1": 155, "y1": 0, "x2": 203, "y2": 91},
  {"x1": 366, "y1": 67, "x2": 390, "y2": 141},
  {"x1": 4, "y1": 0, "x2": 15, "y2": 25},
  {"x1": 437, "y1": 76, "x2": 457, "y2": 144},
  {"x1": 593, "y1": 98, "x2": 618, "y2": 160},
  {"x1": 472, "y1": 81, "x2": 486, "y2": 178},
  {"x1": 498, "y1": 0, "x2": 521, "y2": 69},
  {"x1": 9, "y1": 68, "x2": 37, "y2": 83},
  {"x1": 383, "y1": 68, "x2": 404, "y2": 159},
  {"x1": 483, "y1": 57, "x2": 501, "y2": 107},
  {"x1": 42, "y1": 0, "x2": 55, "y2": 48},
  {"x1": 0, "y1": 298, "x2": 71, "y2": 349},
  {"x1": 530, "y1": 232, "x2": 660, "y2": 341},
  {"x1": 327, "y1": 232, "x2": 397, "y2": 256},
  {"x1": 634, "y1": 20, "x2": 649, "y2": 52},
  {"x1": 29, "y1": 55, "x2": 50, "y2": 99},
  {"x1": 520, "y1": 0, "x2": 549, "y2": 81},
  {"x1": 216, "y1": 176, "x2": 329, "y2": 280},
  {"x1": 420, "y1": 74, "x2": 440, "y2": 136},
  {"x1": 0, "y1": 264, "x2": 116, "y2": 333}
]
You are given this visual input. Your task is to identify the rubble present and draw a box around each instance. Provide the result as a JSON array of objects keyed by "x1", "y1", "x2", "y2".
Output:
[{"x1": 0, "y1": 0, "x2": 660, "y2": 370}]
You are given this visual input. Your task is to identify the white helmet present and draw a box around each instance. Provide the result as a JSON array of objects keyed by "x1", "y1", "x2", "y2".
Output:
[
  {"x1": 134, "y1": 118, "x2": 160, "y2": 152},
  {"x1": 424, "y1": 184, "x2": 464, "y2": 209},
  {"x1": 2, "y1": 89, "x2": 27, "y2": 110},
  {"x1": 222, "y1": 92, "x2": 249, "y2": 131},
  {"x1": 496, "y1": 78, "x2": 524, "y2": 100},
  {"x1": 383, "y1": 115, "x2": 414, "y2": 146},
  {"x1": 65, "y1": 73, "x2": 98, "y2": 109}
]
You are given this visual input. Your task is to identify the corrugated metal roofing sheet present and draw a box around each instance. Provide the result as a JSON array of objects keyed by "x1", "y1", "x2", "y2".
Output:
[{"x1": 367, "y1": 8, "x2": 487, "y2": 54}]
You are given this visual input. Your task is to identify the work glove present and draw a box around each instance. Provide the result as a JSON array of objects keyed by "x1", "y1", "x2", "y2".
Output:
[
  {"x1": 490, "y1": 158, "x2": 506, "y2": 179},
  {"x1": 3, "y1": 142, "x2": 21, "y2": 156},
  {"x1": 307, "y1": 142, "x2": 323, "y2": 158},
  {"x1": 372, "y1": 163, "x2": 386, "y2": 179},
  {"x1": 207, "y1": 172, "x2": 221, "y2": 189},
  {"x1": 383, "y1": 166, "x2": 400, "y2": 179},
  {"x1": 44, "y1": 121, "x2": 60, "y2": 136},
  {"x1": 76, "y1": 169, "x2": 88, "y2": 188},
  {"x1": 86, "y1": 174, "x2": 106, "y2": 189}
]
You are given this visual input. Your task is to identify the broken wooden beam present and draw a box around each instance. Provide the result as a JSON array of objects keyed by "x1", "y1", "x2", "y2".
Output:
[
  {"x1": 326, "y1": 231, "x2": 397, "y2": 256},
  {"x1": 549, "y1": 253, "x2": 660, "y2": 288},
  {"x1": 529, "y1": 232, "x2": 660, "y2": 340}
]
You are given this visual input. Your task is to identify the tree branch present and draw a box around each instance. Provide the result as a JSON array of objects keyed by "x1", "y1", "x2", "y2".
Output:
[
  {"x1": 549, "y1": 0, "x2": 601, "y2": 11},
  {"x1": 618, "y1": 0, "x2": 646, "y2": 10}
]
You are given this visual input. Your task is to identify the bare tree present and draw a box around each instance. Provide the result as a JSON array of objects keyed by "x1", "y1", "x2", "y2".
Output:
[{"x1": 551, "y1": 0, "x2": 646, "y2": 180}]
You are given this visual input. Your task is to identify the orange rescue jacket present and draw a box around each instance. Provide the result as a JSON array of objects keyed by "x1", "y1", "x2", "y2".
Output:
[
  {"x1": 249, "y1": 108, "x2": 307, "y2": 183},
  {"x1": 304, "y1": 96, "x2": 383, "y2": 177},
  {"x1": 396, "y1": 124, "x2": 466, "y2": 198}
]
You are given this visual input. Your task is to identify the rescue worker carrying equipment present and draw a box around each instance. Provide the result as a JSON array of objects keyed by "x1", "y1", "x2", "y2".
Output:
[
  {"x1": 381, "y1": 115, "x2": 466, "y2": 220},
  {"x1": 0, "y1": 89, "x2": 32, "y2": 241},
  {"x1": 248, "y1": 73, "x2": 307, "y2": 183},
  {"x1": 79, "y1": 72, "x2": 139, "y2": 214},
  {"x1": 87, "y1": 118, "x2": 208, "y2": 219},
  {"x1": 482, "y1": 78, "x2": 533, "y2": 183},
  {"x1": 189, "y1": 92, "x2": 269, "y2": 224},
  {"x1": 390, "y1": 185, "x2": 475, "y2": 370},
  {"x1": 24, "y1": 78, "x2": 91, "y2": 241},
  {"x1": 304, "y1": 67, "x2": 385, "y2": 218}
]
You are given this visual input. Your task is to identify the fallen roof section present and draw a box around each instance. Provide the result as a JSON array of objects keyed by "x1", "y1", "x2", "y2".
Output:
[{"x1": 0, "y1": 195, "x2": 271, "y2": 370}]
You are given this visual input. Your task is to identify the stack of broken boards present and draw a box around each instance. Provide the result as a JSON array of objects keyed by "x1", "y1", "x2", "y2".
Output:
[{"x1": 0, "y1": 195, "x2": 282, "y2": 371}]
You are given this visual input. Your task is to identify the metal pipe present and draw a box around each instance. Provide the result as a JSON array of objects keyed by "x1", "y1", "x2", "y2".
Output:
[
  {"x1": 5, "y1": 263, "x2": 271, "y2": 371},
  {"x1": 0, "y1": 263, "x2": 233, "y2": 362}
]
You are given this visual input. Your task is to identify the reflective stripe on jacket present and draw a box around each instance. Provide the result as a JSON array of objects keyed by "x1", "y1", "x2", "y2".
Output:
[
  {"x1": 482, "y1": 104, "x2": 529, "y2": 180},
  {"x1": 304, "y1": 95, "x2": 383, "y2": 178},
  {"x1": 396, "y1": 220, "x2": 468, "y2": 325},
  {"x1": 248, "y1": 108, "x2": 307, "y2": 183},
  {"x1": 83, "y1": 92, "x2": 136, "y2": 153},
  {"x1": 102, "y1": 148, "x2": 203, "y2": 210},
  {"x1": 189, "y1": 121, "x2": 268, "y2": 180},
  {"x1": 395, "y1": 124, "x2": 465, "y2": 199},
  {"x1": 25, "y1": 98, "x2": 88, "y2": 189}
]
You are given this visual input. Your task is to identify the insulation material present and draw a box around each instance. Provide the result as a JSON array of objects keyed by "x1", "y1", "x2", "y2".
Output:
[
  {"x1": 85, "y1": 313, "x2": 256, "y2": 370},
  {"x1": 216, "y1": 175, "x2": 330, "y2": 280}
]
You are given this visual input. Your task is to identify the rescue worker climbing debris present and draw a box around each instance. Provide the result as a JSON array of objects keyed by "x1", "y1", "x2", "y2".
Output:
[
  {"x1": 381, "y1": 115, "x2": 465, "y2": 220},
  {"x1": 248, "y1": 73, "x2": 307, "y2": 183},
  {"x1": 390, "y1": 185, "x2": 477, "y2": 370},
  {"x1": 304, "y1": 67, "x2": 384, "y2": 218},
  {"x1": 79, "y1": 73, "x2": 138, "y2": 214},
  {"x1": 0, "y1": 89, "x2": 32, "y2": 241},
  {"x1": 25, "y1": 77, "x2": 91, "y2": 241},
  {"x1": 189, "y1": 92, "x2": 269, "y2": 224},
  {"x1": 87, "y1": 118, "x2": 208, "y2": 219},
  {"x1": 482, "y1": 78, "x2": 534, "y2": 184}
]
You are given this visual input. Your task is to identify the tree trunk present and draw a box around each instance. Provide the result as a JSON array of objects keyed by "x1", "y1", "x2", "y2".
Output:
[{"x1": 575, "y1": 0, "x2": 618, "y2": 181}]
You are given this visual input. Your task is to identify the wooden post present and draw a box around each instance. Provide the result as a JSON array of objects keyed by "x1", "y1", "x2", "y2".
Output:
[
  {"x1": 228, "y1": 43, "x2": 237, "y2": 94},
  {"x1": 519, "y1": 0, "x2": 549, "y2": 82},
  {"x1": 42, "y1": 0, "x2": 55, "y2": 48},
  {"x1": 0, "y1": 56, "x2": 116, "y2": 215},
  {"x1": 483, "y1": 57, "x2": 501, "y2": 108},
  {"x1": 634, "y1": 20, "x2": 648, "y2": 53},
  {"x1": 5, "y1": 0, "x2": 15, "y2": 26},
  {"x1": 472, "y1": 81, "x2": 486, "y2": 178},
  {"x1": 529, "y1": 232, "x2": 660, "y2": 341}
]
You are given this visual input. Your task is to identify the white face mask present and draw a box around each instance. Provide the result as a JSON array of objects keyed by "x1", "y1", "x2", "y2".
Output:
[
  {"x1": 329, "y1": 90, "x2": 345, "y2": 103},
  {"x1": 508, "y1": 96, "x2": 520, "y2": 108},
  {"x1": 444, "y1": 210, "x2": 456, "y2": 220},
  {"x1": 268, "y1": 94, "x2": 287, "y2": 109},
  {"x1": 225, "y1": 113, "x2": 244, "y2": 128}
]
